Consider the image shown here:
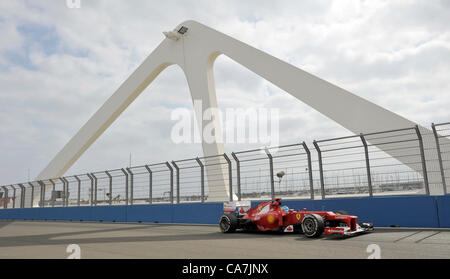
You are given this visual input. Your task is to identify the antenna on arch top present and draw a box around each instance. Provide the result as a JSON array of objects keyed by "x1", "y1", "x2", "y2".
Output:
[{"x1": 163, "y1": 25, "x2": 189, "y2": 40}]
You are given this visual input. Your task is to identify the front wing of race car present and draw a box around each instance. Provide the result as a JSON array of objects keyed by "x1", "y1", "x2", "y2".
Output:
[{"x1": 324, "y1": 222, "x2": 374, "y2": 236}]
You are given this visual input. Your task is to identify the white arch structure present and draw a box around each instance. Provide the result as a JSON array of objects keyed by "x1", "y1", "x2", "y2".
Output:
[{"x1": 35, "y1": 20, "x2": 443, "y2": 204}]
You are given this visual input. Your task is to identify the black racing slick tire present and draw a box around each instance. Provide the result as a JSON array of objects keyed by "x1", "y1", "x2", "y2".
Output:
[
  {"x1": 301, "y1": 214, "x2": 324, "y2": 238},
  {"x1": 219, "y1": 214, "x2": 238, "y2": 233}
]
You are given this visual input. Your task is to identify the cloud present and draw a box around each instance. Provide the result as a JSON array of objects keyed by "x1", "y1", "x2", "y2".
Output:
[{"x1": 0, "y1": 0, "x2": 449, "y2": 185}]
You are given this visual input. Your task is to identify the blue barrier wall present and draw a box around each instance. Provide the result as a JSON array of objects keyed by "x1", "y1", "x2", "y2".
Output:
[
  {"x1": 0, "y1": 195, "x2": 448, "y2": 228},
  {"x1": 0, "y1": 202, "x2": 224, "y2": 225},
  {"x1": 436, "y1": 195, "x2": 450, "y2": 228}
]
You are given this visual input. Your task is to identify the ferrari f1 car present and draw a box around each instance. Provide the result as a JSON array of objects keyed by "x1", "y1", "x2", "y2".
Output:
[{"x1": 219, "y1": 198, "x2": 373, "y2": 237}]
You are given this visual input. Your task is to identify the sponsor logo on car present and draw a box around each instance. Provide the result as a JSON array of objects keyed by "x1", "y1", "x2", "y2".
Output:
[{"x1": 284, "y1": 225, "x2": 294, "y2": 233}]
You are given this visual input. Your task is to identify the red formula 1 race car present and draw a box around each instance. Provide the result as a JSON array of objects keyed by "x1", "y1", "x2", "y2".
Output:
[{"x1": 219, "y1": 198, "x2": 373, "y2": 237}]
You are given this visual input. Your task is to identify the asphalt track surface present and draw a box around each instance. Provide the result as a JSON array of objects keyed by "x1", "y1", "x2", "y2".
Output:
[{"x1": 0, "y1": 221, "x2": 449, "y2": 259}]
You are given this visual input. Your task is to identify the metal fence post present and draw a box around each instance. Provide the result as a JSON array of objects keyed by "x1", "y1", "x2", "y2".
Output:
[
  {"x1": 65, "y1": 177, "x2": 69, "y2": 206},
  {"x1": 4, "y1": 186, "x2": 9, "y2": 209},
  {"x1": 120, "y1": 168, "x2": 129, "y2": 205},
  {"x1": 58, "y1": 178, "x2": 64, "y2": 207},
  {"x1": 302, "y1": 142, "x2": 314, "y2": 200},
  {"x1": 171, "y1": 162, "x2": 180, "y2": 204},
  {"x1": 49, "y1": 179, "x2": 56, "y2": 207},
  {"x1": 126, "y1": 168, "x2": 134, "y2": 205},
  {"x1": 63, "y1": 177, "x2": 70, "y2": 207},
  {"x1": 10, "y1": 185, "x2": 16, "y2": 209},
  {"x1": 414, "y1": 125, "x2": 430, "y2": 195},
  {"x1": 38, "y1": 181, "x2": 45, "y2": 207},
  {"x1": 195, "y1": 158, "x2": 205, "y2": 202},
  {"x1": 74, "y1": 176, "x2": 81, "y2": 206},
  {"x1": 86, "y1": 174, "x2": 94, "y2": 206},
  {"x1": 431, "y1": 123, "x2": 447, "y2": 195},
  {"x1": 90, "y1": 174, "x2": 98, "y2": 206},
  {"x1": 19, "y1": 184, "x2": 25, "y2": 208},
  {"x1": 61, "y1": 178, "x2": 67, "y2": 207},
  {"x1": 231, "y1": 152, "x2": 241, "y2": 201},
  {"x1": 1, "y1": 186, "x2": 7, "y2": 209},
  {"x1": 144, "y1": 165, "x2": 153, "y2": 204},
  {"x1": 28, "y1": 182, "x2": 34, "y2": 208},
  {"x1": 264, "y1": 148, "x2": 275, "y2": 200},
  {"x1": 223, "y1": 154, "x2": 233, "y2": 202},
  {"x1": 360, "y1": 134, "x2": 373, "y2": 197},
  {"x1": 5, "y1": 186, "x2": 9, "y2": 209},
  {"x1": 104, "y1": 172, "x2": 112, "y2": 205},
  {"x1": 9, "y1": 186, "x2": 14, "y2": 208},
  {"x1": 61, "y1": 177, "x2": 69, "y2": 207},
  {"x1": 313, "y1": 140, "x2": 325, "y2": 199},
  {"x1": 42, "y1": 180, "x2": 47, "y2": 207},
  {"x1": 37, "y1": 182, "x2": 42, "y2": 208},
  {"x1": 59, "y1": 178, "x2": 66, "y2": 207},
  {"x1": 166, "y1": 162, "x2": 174, "y2": 204}
]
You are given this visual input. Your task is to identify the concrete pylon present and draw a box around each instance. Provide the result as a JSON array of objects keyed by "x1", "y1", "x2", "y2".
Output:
[{"x1": 35, "y1": 20, "x2": 444, "y2": 206}]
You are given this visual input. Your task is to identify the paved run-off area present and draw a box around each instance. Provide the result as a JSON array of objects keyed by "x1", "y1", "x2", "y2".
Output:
[{"x1": 0, "y1": 221, "x2": 449, "y2": 259}]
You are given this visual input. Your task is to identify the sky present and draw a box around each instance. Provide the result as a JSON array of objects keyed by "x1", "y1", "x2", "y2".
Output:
[{"x1": 0, "y1": 0, "x2": 449, "y2": 185}]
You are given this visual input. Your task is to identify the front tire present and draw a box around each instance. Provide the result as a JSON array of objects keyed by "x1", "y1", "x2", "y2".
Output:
[
  {"x1": 219, "y1": 214, "x2": 238, "y2": 233},
  {"x1": 301, "y1": 214, "x2": 324, "y2": 238}
]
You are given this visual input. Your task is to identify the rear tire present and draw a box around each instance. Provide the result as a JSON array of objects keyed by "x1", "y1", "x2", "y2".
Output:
[
  {"x1": 219, "y1": 214, "x2": 238, "y2": 233},
  {"x1": 301, "y1": 214, "x2": 324, "y2": 238}
]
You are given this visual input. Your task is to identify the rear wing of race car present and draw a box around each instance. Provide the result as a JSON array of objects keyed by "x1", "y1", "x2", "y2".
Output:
[{"x1": 223, "y1": 201, "x2": 251, "y2": 216}]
